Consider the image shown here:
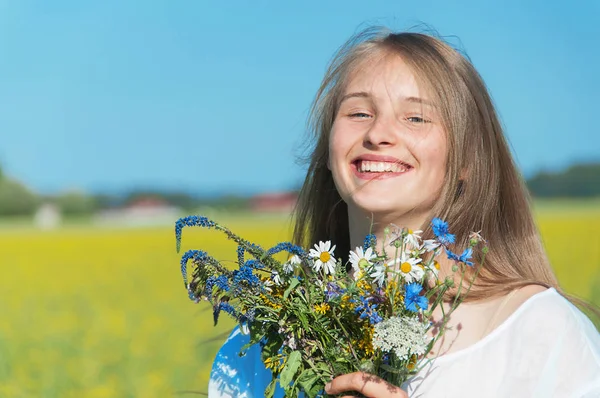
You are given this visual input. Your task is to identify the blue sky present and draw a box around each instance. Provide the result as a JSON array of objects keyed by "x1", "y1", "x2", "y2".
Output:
[{"x1": 1, "y1": 0, "x2": 599, "y2": 195}]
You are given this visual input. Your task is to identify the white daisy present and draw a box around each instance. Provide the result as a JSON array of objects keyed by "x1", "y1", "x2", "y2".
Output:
[
  {"x1": 370, "y1": 262, "x2": 388, "y2": 287},
  {"x1": 309, "y1": 240, "x2": 337, "y2": 275},
  {"x1": 422, "y1": 239, "x2": 441, "y2": 253},
  {"x1": 425, "y1": 260, "x2": 440, "y2": 280},
  {"x1": 283, "y1": 254, "x2": 301, "y2": 274},
  {"x1": 349, "y1": 246, "x2": 376, "y2": 279},
  {"x1": 404, "y1": 229, "x2": 423, "y2": 248},
  {"x1": 391, "y1": 252, "x2": 424, "y2": 283}
]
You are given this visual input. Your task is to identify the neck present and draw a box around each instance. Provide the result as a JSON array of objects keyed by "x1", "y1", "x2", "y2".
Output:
[{"x1": 347, "y1": 206, "x2": 429, "y2": 255}]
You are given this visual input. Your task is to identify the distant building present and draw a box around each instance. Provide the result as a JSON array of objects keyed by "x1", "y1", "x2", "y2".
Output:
[
  {"x1": 249, "y1": 192, "x2": 297, "y2": 213},
  {"x1": 34, "y1": 203, "x2": 62, "y2": 230},
  {"x1": 94, "y1": 197, "x2": 181, "y2": 227}
]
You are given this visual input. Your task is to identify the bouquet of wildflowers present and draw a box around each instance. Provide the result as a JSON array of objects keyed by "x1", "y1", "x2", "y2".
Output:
[{"x1": 175, "y1": 216, "x2": 487, "y2": 397}]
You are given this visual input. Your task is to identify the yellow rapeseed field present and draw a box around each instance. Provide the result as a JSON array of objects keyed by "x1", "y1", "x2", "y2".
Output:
[{"x1": 1, "y1": 207, "x2": 599, "y2": 397}]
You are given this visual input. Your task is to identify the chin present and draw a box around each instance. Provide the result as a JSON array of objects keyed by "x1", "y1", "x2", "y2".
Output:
[{"x1": 349, "y1": 196, "x2": 411, "y2": 218}]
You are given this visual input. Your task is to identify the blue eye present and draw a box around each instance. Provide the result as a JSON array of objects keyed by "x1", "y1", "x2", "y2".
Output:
[
  {"x1": 350, "y1": 112, "x2": 371, "y2": 119},
  {"x1": 407, "y1": 116, "x2": 431, "y2": 124}
]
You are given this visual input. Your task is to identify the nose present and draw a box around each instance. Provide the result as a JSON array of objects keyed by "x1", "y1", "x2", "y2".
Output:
[{"x1": 363, "y1": 116, "x2": 398, "y2": 148}]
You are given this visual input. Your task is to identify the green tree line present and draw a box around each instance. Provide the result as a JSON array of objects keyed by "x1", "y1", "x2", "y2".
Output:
[
  {"x1": 527, "y1": 163, "x2": 600, "y2": 198},
  {"x1": 0, "y1": 162, "x2": 598, "y2": 217}
]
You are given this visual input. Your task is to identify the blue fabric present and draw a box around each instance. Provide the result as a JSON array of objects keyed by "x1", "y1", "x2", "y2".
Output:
[{"x1": 209, "y1": 326, "x2": 285, "y2": 397}]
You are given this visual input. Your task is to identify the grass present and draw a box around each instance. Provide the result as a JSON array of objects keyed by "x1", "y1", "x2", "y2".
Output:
[{"x1": 0, "y1": 206, "x2": 598, "y2": 397}]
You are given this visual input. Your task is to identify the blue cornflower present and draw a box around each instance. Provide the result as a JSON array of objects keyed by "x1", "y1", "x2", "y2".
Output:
[
  {"x1": 431, "y1": 218, "x2": 455, "y2": 245},
  {"x1": 363, "y1": 234, "x2": 377, "y2": 251},
  {"x1": 405, "y1": 283, "x2": 429, "y2": 312},
  {"x1": 445, "y1": 247, "x2": 474, "y2": 267},
  {"x1": 266, "y1": 242, "x2": 306, "y2": 257},
  {"x1": 353, "y1": 296, "x2": 383, "y2": 325},
  {"x1": 175, "y1": 216, "x2": 216, "y2": 252}
]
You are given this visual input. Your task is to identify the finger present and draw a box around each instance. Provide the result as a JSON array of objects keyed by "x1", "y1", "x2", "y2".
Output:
[{"x1": 324, "y1": 372, "x2": 407, "y2": 397}]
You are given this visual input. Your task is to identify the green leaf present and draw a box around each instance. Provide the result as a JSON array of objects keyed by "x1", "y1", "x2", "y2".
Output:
[
  {"x1": 297, "y1": 311, "x2": 310, "y2": 330},
  {"x1": 283, "y1": 277, "x2": 300, "y2": 300},
  {"x1": 280, "y1": 351, "x2": 302, "y2": 387},
  {"x1": 296, "y1": 369, "x2": 319, "y2": 392},
  {"x1": 264, "y1": 379, "x2": 277, "y2": 398},
  {"x1": 261, "y1": 335, "x2": 283, "y2": 361}
]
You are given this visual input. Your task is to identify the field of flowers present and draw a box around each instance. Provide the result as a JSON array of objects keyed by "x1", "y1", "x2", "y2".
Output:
[{"x1": 1, "y1": 205, "x2": 599, "y2": 397}]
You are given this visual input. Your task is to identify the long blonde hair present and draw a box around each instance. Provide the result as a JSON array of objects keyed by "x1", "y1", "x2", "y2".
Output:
[{"x1": 293, "y1": 27, "x2": 574, "y2": 304}]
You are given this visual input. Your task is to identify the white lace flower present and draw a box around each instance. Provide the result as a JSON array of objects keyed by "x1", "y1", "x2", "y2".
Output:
[
  {"x1": 349, "y1": 246, "x2": 376, "y2": 279},
  {"x1": 309, "y1": 241, "x2": 337, "y2": 275},
  {"x1": 372, "y1": 316, "x2": 431, "y2": 360},
  {"x1": 283, "y1": 254, "x2": 301, "y2": 274},
  {"x1": 391, "y1": 252, "x2": 424, "y2": 283}
]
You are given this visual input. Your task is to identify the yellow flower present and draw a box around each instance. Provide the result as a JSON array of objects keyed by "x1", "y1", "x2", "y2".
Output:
[
  {"x1": 258, "y1": 294, "x2": 282, "y2": 310},
  {"x1": 357, "y1": 279, "x2": 373, "y2": 293},
  {"x1": 385, "y1": 280, "x2": 403, "y2": 304},
  {"x1": 354, "y1": 324, "x2": 375, "y2": 357},
  {"x1": 406, "y1": 354, "x2": 418, "y2": 371},
  {"x1": 264, "y1": 354, "x2": 286, "y2": 373},
  {"x1": 315, "y1": 303, "x2": 330, "y2": 314},
  {"x1": 340, "y1": 294, "x2": 354, "y2": 310}
]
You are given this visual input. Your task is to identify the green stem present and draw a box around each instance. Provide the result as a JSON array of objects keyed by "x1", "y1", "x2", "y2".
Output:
[{"x1": 330, "y1": 310, "x2": 360, "y2": 363}]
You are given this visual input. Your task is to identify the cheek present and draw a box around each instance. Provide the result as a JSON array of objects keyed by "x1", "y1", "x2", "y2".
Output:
[
  {"x1": 328, "y1": 124, "x2": 349, "y2": 163},
  {"x1": 415, "y1": 131, "x2": 448, "y2": 182}
]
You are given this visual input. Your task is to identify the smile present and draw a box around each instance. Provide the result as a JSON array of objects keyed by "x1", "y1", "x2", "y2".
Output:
[
  {"x1": 357, "y1": 160, "x2": 410, "y2": 173},
  {"x1": 350, "y1": 158, "x2": 413, "y2": 180}
]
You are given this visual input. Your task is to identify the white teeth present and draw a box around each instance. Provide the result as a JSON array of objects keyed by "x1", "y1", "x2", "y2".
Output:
[{"x1": 357, "y1": 160, "x2": 409, "y2": 173}]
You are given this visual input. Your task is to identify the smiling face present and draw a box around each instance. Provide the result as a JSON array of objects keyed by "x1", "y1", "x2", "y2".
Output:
[{"x1": 329, "y1": 53, "x2": 448, "y2": 225}]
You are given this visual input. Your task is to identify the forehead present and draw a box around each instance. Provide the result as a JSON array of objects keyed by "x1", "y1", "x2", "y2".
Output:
[{"x1": 343, "y1": 53, "x2": 432, "y2": 101}]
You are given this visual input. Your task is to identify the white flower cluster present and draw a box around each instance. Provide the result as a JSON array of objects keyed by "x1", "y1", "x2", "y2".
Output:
[{"x1": 372, "y1": 316, "x2": 432, "y2": 360}]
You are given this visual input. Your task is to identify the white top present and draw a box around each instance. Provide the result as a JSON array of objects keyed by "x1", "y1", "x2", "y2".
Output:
[{"x1": 209, "y1": 288, "x2": 600, "y2": 397}]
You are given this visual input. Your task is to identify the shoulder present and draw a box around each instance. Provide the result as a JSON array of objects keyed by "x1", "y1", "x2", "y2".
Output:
[
  {"x1": 490, "y1": 285, "x2": 575, "y2": 333},
  {"x1": 506, "y1": 287, "x2": 600, "y2": 365}
]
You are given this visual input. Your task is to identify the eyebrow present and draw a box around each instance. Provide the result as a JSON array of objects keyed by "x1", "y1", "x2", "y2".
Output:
[
  {"x1": 339, "y1": 91, "x2": 371, "y2": 104},
  {"x1": 339, "y1": 92, "x2": 435, "y2": 107},
  {"x1": 405, "y1": 96, "x2": 435, "y2": 107}
]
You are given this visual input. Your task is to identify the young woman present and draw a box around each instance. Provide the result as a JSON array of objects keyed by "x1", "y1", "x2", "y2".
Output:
[{"x1": 208, "y1": 28, "x2": 600, "y2": 397}]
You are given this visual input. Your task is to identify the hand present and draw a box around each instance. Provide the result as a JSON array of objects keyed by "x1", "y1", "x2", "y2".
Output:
[{"x1": 324, "y1": 372, "x2": 409, "y2": 397}]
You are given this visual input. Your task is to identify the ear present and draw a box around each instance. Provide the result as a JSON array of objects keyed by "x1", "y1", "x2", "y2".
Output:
[{"x1": 326, "y1": 157, "x2": 331, "y2": 171}]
